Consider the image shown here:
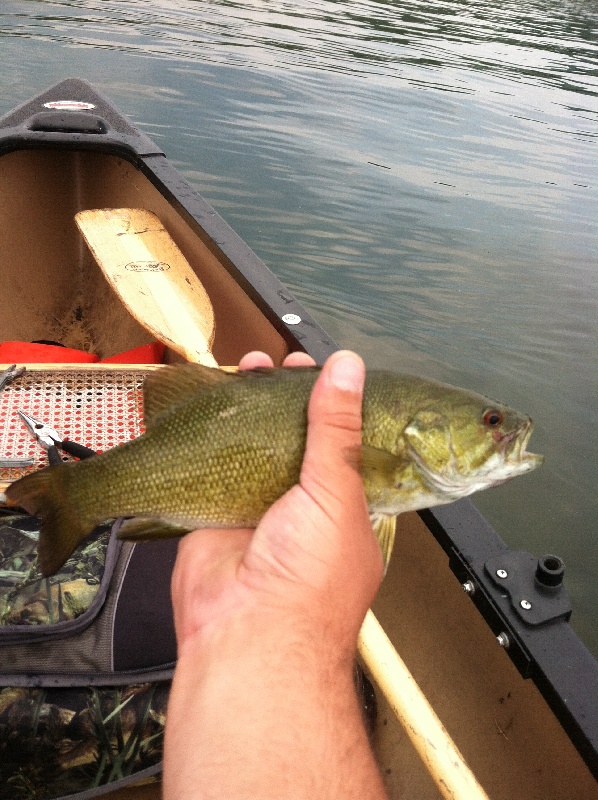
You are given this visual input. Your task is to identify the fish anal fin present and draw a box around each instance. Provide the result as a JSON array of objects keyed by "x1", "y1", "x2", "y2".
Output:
[
  {"x1": 371, "y1": 514, "x2": 397, "y2": 573},
  {"x1": 117, "y1": 517, "x2": 193, "y2": 541},
  {"x1": 143, "y1": 363, "x2": 239, "y2": 427}
]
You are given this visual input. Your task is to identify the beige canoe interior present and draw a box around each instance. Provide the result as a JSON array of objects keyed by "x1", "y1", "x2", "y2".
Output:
[
  {"x1": 0, "y1": 148, "x2": 289, "y2": 366},
  {"x1": 1, "y1": 148, "x2": 596, "y2": 799}
]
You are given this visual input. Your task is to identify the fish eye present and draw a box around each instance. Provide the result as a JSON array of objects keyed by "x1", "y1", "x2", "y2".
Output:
[{"x1": 483, "y1": 409, "x2": 504, "y2": 427}]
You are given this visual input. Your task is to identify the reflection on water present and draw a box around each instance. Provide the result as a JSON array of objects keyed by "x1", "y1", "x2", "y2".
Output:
[
  {"x1": 1, "y1": 0, "x2": 597, "y2": 652},
  {"x1": 4, "y1": 0, "x2": 597, "y2": 92}
]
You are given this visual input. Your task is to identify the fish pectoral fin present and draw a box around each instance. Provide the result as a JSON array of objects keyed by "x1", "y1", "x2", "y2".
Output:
[
  {"x1": 117, "y1": 517, "x2": 193, "y2": 541},
  {"x1": 361, "y1": 445, "x2": 408, "y2": 483},
  {"x1": 143, "y1": 363, "x2": 239, "y2": 427},
  {"x1": 371, "y1": 514, "x2": 397, "y2": 574},
  {"x1": 404, "y1": 411, "x2": 453, "y2": 473}
]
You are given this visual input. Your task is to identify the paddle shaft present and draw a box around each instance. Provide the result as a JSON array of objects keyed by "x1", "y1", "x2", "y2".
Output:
[{"x1": 359, "y1": 610, "x2": 491, "y2": 800}]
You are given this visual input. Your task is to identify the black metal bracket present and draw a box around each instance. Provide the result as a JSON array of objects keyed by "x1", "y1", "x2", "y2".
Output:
[
  {"x1": 485, "y1": 551, "x2": 572, "y2": 626},
  {"x1": 447, "y1": 545, "x2": 533, "y2": 675}
]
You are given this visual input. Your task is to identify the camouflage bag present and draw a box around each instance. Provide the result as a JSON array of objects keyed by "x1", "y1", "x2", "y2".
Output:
[{"x1": 0, "y1": 510, "x2": 178, "y2": 800}]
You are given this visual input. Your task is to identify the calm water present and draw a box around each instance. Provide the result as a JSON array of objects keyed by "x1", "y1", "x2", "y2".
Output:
[{"x1": 1, "y1": 0, "x2": 597, "y2": 654}]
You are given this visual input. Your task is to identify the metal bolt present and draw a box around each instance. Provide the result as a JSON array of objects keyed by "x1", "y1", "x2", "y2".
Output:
[
  {"x1": 520, "y1": 599, "x2": 532, "y2": 610},
  {"x1": 496, "y1": 568, "x2": 508, "y2": 579},
  {"x1": 496, "y1": 632, "x2": 510, "y2": 648},
  {"x1": 462, "y1": 580, "x2": 476, "y2": 595}
]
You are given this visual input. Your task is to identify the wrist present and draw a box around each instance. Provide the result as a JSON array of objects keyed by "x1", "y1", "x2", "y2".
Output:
[
  {"x1": 165, "y1": 611, "x2": 373, "y2": 800},
  {"x1": 178, "y1": 605, "x2": 356, "y2": 696}
]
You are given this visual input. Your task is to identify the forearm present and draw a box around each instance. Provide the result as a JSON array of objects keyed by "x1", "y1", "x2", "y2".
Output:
[{"x1": 163, "y1": 614, "x2": 388, "y2": 800}]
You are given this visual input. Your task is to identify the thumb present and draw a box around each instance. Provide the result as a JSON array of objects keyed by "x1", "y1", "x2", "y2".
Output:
[
  {"x1": 245, "y1": 350, "x2": 381, "y2": 600},
  {"x1": 296, "y1": 349, "x2": 383, "y2": 609},
  {"x1": 300, "y1": 350, "x2": 367, "y2": 515}
]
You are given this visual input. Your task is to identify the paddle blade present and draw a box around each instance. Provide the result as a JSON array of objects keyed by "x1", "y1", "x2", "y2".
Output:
[{"x1": 75, "y1": 208, "x2": 217, "y2": 366}]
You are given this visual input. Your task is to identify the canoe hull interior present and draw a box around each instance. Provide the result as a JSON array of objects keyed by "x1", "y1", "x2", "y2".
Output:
[
  {"x1": 372, "y1": 511, "x2": 598, "y2": 798},
  {"x1": 0, "y1": 148, "x2": 290, "y2": 365}
]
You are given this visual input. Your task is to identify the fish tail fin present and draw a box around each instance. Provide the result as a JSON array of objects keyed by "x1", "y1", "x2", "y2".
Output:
[
  {"x1": 5, "y1": 466, "x2": 88, "y2": 577},
  {"x1": 371, "y1": 514, "x2": 397, "y2": 574}
]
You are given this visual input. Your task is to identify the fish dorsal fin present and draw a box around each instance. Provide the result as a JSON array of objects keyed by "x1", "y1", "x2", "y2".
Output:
[{"x1": 143, "y1": 363, "x2": 239, "y2": 427}]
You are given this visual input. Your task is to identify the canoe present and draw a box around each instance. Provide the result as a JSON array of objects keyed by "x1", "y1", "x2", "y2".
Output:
[{"x1": 0, "y1": 79, "x2": 597, "y2": 799}]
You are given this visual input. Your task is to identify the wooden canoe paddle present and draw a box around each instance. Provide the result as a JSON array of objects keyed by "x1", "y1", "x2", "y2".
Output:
[
  {"x1": 75, "y1": 207, "x2": 490, "y2": 800},
  {"x1": 75, "y1": 209, "x2": 218, "y2": 367},
  {"x1": 359, "y1": 611, "x2": 490, "y2": 799}
]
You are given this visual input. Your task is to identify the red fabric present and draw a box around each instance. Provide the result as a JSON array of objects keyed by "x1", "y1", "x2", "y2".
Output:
[
  {"x1": 100, "y1": 342, "x2": 165, "y2": 364},
  {"x1": 0, "y1": 341, "x2": 165, "y2": 365},
  {"x1": 0, "y1": 342, "x2": 99, "y2": 363}
]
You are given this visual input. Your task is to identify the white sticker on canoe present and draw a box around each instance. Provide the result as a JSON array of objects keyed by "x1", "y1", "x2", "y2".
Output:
[
  {"x1": 43, "y1": 101, "x2": 96, "y2": 111},
  {"x1": 282, "y1": 313, "x2": 302, "y2": 325}
]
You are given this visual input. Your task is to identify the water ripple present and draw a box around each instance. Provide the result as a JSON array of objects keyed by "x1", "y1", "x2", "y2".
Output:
[{"x1": 2, "y1": 0, "x2": 597, "y2": 96}]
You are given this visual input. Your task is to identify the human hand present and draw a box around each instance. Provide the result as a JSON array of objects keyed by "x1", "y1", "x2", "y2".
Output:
[
  {"x1": 164, "y1": 350, "x2": 388, "y2": 800},
  {"x1": 170, "y1": 349, "x2": 384, "y2": 660}
]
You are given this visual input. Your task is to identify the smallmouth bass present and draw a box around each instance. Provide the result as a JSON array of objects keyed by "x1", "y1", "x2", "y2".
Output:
[{"x1": 6, "y1": 364, "x2": 543, "y2": 576}]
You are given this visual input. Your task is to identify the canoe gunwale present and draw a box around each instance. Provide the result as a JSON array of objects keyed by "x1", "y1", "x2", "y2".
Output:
[
  {"x1": 422, "y1": 502, "x2": 598, "y2": 780},
  {"x1": 137, "y1": 153, "x2": 338, "y2": 364}
]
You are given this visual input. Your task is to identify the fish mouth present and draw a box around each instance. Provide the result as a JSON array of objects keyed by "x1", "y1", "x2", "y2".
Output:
[
  {"x1": 404, "y1": 414, "x2": 544, "y2": 503},
  {"x1": 501, "y1": 418, "x2": 544, "y2": 472},
  {"x1": 411, "y1": 416, "x2": 544, "y2": 500}
]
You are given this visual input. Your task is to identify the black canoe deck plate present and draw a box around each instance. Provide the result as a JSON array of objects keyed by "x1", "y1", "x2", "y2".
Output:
[{"x1": 484, "y1": 550, "x2": 572, "y2": 626}]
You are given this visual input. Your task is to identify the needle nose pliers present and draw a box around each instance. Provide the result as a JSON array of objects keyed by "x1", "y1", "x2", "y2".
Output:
[{"x1": 18, "y1": 411, "x2": 96, "y2": 466}]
